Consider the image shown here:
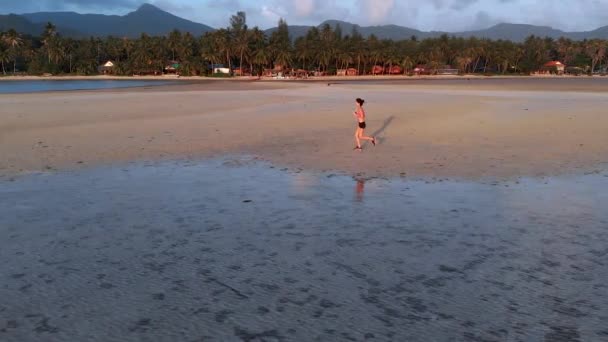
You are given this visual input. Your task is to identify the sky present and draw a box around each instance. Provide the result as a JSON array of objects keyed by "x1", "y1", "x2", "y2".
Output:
[{"x1": 3, "y1": 0, "x2": 608, "y2": 32}]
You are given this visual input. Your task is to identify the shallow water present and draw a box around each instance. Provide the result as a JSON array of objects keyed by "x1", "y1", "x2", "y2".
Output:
[
  {"x1": 1, "y1": 157, "x2": 607, "y2": 341},
  {"x1": 0, "y1": 80, "x2": 177, "y2": 94}
]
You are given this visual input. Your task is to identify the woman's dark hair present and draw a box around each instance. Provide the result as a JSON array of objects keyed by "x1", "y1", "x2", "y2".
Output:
[{"x1": 356, "y1": 98, "x2": 365, "y2": 106}]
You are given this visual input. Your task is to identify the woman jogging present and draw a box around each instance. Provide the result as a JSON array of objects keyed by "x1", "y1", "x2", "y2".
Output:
[{"x1": 353, "y1": 98, "x2": 376, "y2": 151}]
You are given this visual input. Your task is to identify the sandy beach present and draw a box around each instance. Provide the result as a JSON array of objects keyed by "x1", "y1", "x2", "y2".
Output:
[{"x1": 2, "y1": 78, "x2": 608, "y2": 179}]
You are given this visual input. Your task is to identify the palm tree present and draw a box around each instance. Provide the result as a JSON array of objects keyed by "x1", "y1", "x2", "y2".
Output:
[
  {"x1": 275, "y1": 49, "x2": 292, "y2": 70},
  {"x1": 213, "y1": 29, "x2": 232, "y2": 70},
  {"x1": 3, "y1": 29, "x2": 23, "y2": 73},
  {"x1": 63, "y1": 38, "x2": 76, "y2": 73},
  {"x1": 338, "y1": 50, "x2": 353, "y2": 70},
  {"x1": 456, "y1": 55, "x2": 473, "y2": 73},
  {"x1": 42, "y1": 22, "x2": 58, "y2": 64},
  {"x1": 555, "y1": 37, "x2": 579, "y2": 66},
  {"x1": 48, "y1": 37, "x2": 65, "y2": 66},
  {"x1": 167, "y1": 29, "x2": 182, "y2": 61},
  {"x1": 294, "y1": 37, "x2": 309, "y2": 70},
  {"x1": 520, "y1": 35, "x2": 548, "y2": 73},
  {"x1": 248, "y1": 28, "x2": 266, "y2": 75},
  {"x1": 177, "y1": 32, "x2": 195, "y2": 68},
  {"x1": 269, "y1": 19, "x2": 291, "y2": 70},
  {"x1": 585, "y1": 39, "x2": 606, "y2": 73},
  {"x1": 0, "y1": 43, "x2": 9, "y2": 75},
  {"x1": 349, "y1": 26, "x2": 364, "y2": 74},
  {"x1": 253, "y1": 48, "x2": 269, "y2": 75},
  {"x1": 105, "y1": 36, "x2": 123, "y2": 63},
  {"x1": 401, "y1": 55, "x2": 413, "y2": 75},
  {"x1": 131, "y1": 33, "x2": 153, "y2": 74},
  {"x1": 122, "y1": 37, "x2": 134, "y2": 60},
  {"x1": 234, "y1": 29, "x2": 250, "y2": 74},
  {"x1": 229, "y1": 12, "x2": 249, "y2": 74}
]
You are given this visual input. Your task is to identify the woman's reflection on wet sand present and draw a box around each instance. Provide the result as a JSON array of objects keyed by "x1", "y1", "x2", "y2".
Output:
[{"x1": 355, "y1": 178, "x2": 365, "y2": 202}]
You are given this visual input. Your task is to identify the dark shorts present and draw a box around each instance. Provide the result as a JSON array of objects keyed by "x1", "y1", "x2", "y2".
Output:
[{"x1": 358, "y1": 122, "x2": 366, "y2": 129}]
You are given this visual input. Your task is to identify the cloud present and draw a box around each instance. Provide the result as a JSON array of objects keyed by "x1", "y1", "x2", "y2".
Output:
[
  {"x1": 0, "y1": 0, "x2": 142, "y2": 13},
  {"x1": 206, "y1": 0, "x2": 241, "y2": 10},
  {"x1": 260, "y1": 5, "x2": 285, "y2": 23},
  {"x1": 294, "y1": 0, "x2": 315, "y2": 17},
  {"x1": 357, "y1": 0, "x2": 395, "y2": 24},
  {"x1": 450, "y1": 0, "x2": 478, "y2": 11}
]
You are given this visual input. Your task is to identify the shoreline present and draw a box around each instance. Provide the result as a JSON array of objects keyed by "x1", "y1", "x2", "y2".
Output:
[
  {"x1": 3, "y1": 75, "x2": 608, "y2": 96},
  {"x1": 3, "y1": 153, "x2": 606, "y2": 184},
  {"x1": 1, "y1": 73, "x2": 605, "y2": 82}
]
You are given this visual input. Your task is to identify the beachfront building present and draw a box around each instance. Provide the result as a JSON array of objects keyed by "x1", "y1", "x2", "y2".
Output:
[
  {"x1": 386, "y1": 65, "x2": 403, "y2": 75},
  {"x1": 262, "y1": 64, "x2": 286, "y2": 77},
  {"x1": 214, "y1": 67, "x2": 230, "y2": 74},
  {"x1": 436, "y1": 65, "x2": 459, "y2": 75},
  {"x1": 210, "y1": 64, "x2": 231, "y2": 74},
  {"x1": 336, "y1": 68, "x2": 358, "y2": 76},
  {"x1": 540, "y1": 61, "x2": 566, "y2": 75},
  {"x1": 372, "y1": 65, "x2": 384, "y2": 75},
  {"x1": 413, "y1": 65, "x2": 431, "y2": 75},
  {"x1": 293, "y1": 69, "x2": 310, "y2": 78},
  {"x1": 98, "y1": 61, "x2": 115, "y2": 74},
  {"x1": 164, "y1": 61, "x2": 180, "y2": 74}
]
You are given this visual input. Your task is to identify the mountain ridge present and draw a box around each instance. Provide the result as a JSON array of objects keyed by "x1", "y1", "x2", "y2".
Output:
[
  {"x1": 1, "y1": 4, "x2": 607, "y2": 42},
  {"x1": 275, "y1": 19, "x2": 608, "y2": 42},
  {"x1": 17, "y1": 4, "x2": 213, "y2": 38}
]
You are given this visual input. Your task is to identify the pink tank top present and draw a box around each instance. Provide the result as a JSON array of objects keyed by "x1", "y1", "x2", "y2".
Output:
[{"x1": 356, "y1": 108, "x2": 365, "y2": 121}]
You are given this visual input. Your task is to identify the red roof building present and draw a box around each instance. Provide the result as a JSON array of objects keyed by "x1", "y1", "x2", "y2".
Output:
[
  {"x1": 371, "y1": 65, "x2": 384, "y2": 75},
  {"x1": 541, "y1": 61, "x2": 566, "y2": 74},
  {"x1": 386, "y1": 65, "x2": 403, "y2": 75},
  {"x1": 337, "y1": 68, "x2": 358, "y2": 76}
]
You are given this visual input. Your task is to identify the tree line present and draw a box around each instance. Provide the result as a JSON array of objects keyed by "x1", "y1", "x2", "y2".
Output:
[{"x1": 1, "y1": 12, "x2": 607, "y2": 76}]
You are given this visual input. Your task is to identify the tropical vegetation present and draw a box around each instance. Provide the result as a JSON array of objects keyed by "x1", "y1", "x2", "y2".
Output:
[{"x1": 1, "y1": 12, "x2": 607, "y2": 76}]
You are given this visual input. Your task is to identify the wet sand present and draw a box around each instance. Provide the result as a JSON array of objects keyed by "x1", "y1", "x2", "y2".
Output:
[
  {"x1": 2, "y1": 78, "x2": 608, "y2": 179},
  {"x1": 1, "y1": 157, "x2": 608, "y2": 341}
]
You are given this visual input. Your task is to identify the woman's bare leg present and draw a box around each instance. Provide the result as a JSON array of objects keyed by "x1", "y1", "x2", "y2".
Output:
[
  {"x1": 355, "y1": 128, "x2": 362, "y2": 149},
  {"x1": 359, "y1": 129, "x2": 375, "y2": 143}
]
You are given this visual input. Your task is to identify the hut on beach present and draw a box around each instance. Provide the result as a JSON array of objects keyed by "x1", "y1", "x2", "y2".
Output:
[
  {"x1": 210, "y1": 64, "x2": 230, "y2": 74},
  {"x1": 436, "y1": 65, "x2": 459, "y2": 75},
  {"x1": 386, "y1": 65, "x2": 403, "y2": 75},
  {"x1": 293, "y1": 69, "x2": 310, "y2": 78},
  {"x1": 98, "y1": 61, "x2": 115, "y2": 75},
  {"x1": 413, "y1": 65, "x2": 431, "y2": 75},
  {"x1": 371, "y1": 65, "x2": 384, "y2": 75},
  {"x1": 262, "y1": 64, "x2": 285, "y2": 77},
  {"x1": 336, "y1": 68, "x2": 358, "y2": 76},
  {"x1": 540, "y1": 61, "x2": 566, "y2": 75},
  {"x1": 164, "y1": 61, "x2": 180, "y2": 74}
]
